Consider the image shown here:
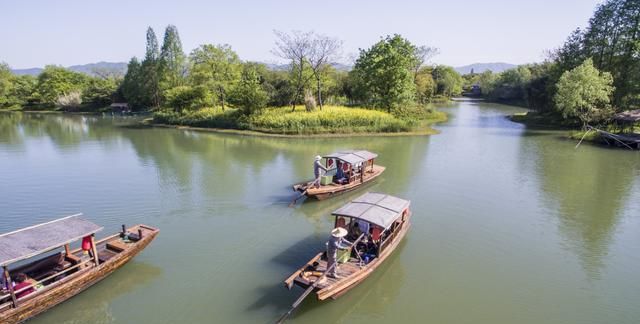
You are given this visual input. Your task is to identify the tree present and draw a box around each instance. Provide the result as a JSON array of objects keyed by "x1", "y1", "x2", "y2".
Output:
[
  {"x1": 414, "y1": 67, "x2": 436, "y2": 104},
  {"x1": 121, "y1": 57, "x2": 147, "y2": 109},
  {"x1": 554, "y1": 59, "x2": 615, "y2": 127},
  {"x1": 141, "y1": 27, "x2": 161, "y2": 108},
  {"x1": 36, "y1": 66, "x2": 87, "y2": 106},
  {"x1": 164, "y1": 85, "x2": 209, "y2": 113},
  {"x1": 351, "y1": 34, "x2": 417, "y2": 112},
  {"x1": 231, "y1": 64, "x2": 268, "y2": 115},
  {"x1": 0, "y1": 62, "x2": 14, "y2": 107},
  {"x1": 413, "y1": 45, "x2": 439, "y2": 77},
  {"x1": 159, "y1": 25, "x2": 186, "y2": 91},
  {"x1": 432, "y1": 65, "x2": 463, "y2": 97},
  {"x1": 273, "y1": 30, "x2": 314, "y2": 110},
  {"x1": 189, "y1": 44, "x2": 242, "y2": 110},
  {"x1": 308, "y1": 33, "x2": 342, "y2": 109}
]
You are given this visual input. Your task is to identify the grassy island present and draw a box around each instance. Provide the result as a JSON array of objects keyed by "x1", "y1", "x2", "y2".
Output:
[{"x1": 153, "y1": 105, "x2": 446, "y2": 136}]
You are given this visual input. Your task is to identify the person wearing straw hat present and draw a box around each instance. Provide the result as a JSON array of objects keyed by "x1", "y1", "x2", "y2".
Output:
[
  {"x1": 313, "y1": 155, "x2": 327, "y2": 188},
  {"x1": 326, "y1": 227, "x2": 349, "y2": 279}
]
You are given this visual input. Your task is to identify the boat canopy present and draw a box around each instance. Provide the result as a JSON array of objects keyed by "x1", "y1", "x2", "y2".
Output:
[
  {"x1": 0, "y1": 214, "x2": 103, "y2": 267},
  {"x1": 331, "y1": 192, "x2": 410, "y2": 229},
  {"x1": 324, "y1": 150, "x2": 378, "y2": 165}
]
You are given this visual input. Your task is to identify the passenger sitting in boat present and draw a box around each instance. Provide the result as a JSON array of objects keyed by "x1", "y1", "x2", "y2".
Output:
[
  {"x1": 334, "y1": 161, "x2": 347, "y2": 184},
  {"x1": 313, "y1": 155, "x2": 327, "y2": 188},
  {"x1": 13, "y1": 273, "x2": 35, "y2": 299}
]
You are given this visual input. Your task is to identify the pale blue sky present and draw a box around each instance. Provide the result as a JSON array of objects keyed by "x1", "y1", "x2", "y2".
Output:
[{"x1": 2, "y1": 0, "x2": 602, "y2": 69}]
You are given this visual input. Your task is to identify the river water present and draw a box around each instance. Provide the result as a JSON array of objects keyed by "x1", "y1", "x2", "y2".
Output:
[{"x1": 0, "y1": 101, "x2": 639, "y2": 324}]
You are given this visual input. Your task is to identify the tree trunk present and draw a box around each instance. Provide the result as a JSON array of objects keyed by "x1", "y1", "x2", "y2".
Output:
[
  {"x1": 317, "y1": 77, "x2": 323, "y2": 110},
  {"x1": 220, "y1": 87, "x2": 225, "y2": 111}
]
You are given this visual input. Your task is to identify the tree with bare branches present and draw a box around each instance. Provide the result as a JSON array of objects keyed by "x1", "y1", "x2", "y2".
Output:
[
  {"x1": 308, "y1": 34, "x2": 342, "y2": 109},
  {"x1": 273, "y1": 30, "x2": 314, "y2": 111}
]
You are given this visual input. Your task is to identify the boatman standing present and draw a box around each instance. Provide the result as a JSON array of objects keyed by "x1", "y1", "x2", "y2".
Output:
[
  {"x1": 313, "y1": 155, "x2": 327, "y2": 188},
  {"x1": 327, "y1": 227, "x2": 349, "y2": 279}
]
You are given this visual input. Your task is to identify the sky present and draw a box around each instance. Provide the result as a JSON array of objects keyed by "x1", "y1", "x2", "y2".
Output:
[{"x1": 1, "y1": 0, "x2": 603, "y2": 69}]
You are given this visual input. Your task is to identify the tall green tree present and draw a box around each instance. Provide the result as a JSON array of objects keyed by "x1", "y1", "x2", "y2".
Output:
[
  {"x1": 189, "y1": 44, "x2": 242, "y2": 110},
  {"x1": 554, "y1": 59, "x2": 615, "y2": 127},
  {"x1": 231, "y1": 64, "x2": 268, "y2": 115},
  {"x1": 159, "y1": 25, "x2": 186, "y2": 91},
  {"x1": 141, "y1": 27, "x2": 161, "y2": 108},
  {"x1": 351, "y1": 34, "x2": 417, "y2": 112},
  {"x1": 121, "y1": 57, "x2": 147, "y2": 108}
]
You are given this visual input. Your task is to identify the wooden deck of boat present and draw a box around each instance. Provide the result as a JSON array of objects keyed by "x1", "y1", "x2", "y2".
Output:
[
  {"x1": 295, "y1": 258, "x2": 362, "y2": 289},
  {"x1": 302, "y1": 164, "x2": 386, "y2": 199}
]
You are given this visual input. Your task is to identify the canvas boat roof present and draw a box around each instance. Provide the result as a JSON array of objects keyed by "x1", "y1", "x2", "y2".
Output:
[
  {"x1": 323, "y1": 150, "x2": 378, "y2": 165},
  {"x1": 331, "y1": 192, "x2": 410, "y2": 229},
  {"x1": 0, "y1": 214, "x2": 103, "y2": 267}
]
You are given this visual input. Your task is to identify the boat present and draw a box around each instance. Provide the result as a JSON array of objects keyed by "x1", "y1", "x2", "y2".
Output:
[
  {"x1": 284, "y1": 192, "x2": 411, "y2": 301},
  {"x1": 292, "y1": 150, "x2": 385, "y2": 201},
  {"x1": 0, "y1": 214, "x2": 159, "y2": 323}
]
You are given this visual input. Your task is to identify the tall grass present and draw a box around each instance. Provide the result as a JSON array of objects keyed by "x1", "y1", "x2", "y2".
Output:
[
  {"x1": 154, "y1": 105, "x2": 446, "y2": 135},
  {"x1": 248, "y1": 106, "x2": 411, "y2": 134}
]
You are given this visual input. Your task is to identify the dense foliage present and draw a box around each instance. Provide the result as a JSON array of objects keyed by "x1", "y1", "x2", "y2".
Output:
[{"x1": 464, "y1": 0, "x2": 640, "y2": 126}]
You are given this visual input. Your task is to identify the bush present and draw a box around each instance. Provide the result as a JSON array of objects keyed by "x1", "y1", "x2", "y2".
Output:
[
  {"x1": 154, "y1": 108, "x2": 244, "y2": 129},
  {"x1": 247, "y1": 105, "x2": 411, "y2": 134}
]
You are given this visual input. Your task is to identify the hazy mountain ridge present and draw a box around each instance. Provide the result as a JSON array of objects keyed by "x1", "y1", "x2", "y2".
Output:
[
  {"x1": 454, "y1": 63, "x2": 517, "y2": 75},
  {"x1": 12, "y1": 62, "x2": 127, "y2": 76}
]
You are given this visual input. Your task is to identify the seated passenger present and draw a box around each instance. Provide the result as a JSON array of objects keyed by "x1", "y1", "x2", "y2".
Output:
[
  {"x1": 13, "y1": 273, "x2": 35, "y2": 299},
  {"x1": 334, "y1": 161, "x2": 347, "y2": 184}
]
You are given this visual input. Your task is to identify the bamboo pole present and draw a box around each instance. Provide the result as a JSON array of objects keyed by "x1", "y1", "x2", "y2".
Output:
[
  {"x1": 90, "y1": 235, "x2": 100, "y2": 266},
  {"x1": 3, "y1": 266, "x2": 17, "y2": 308}
]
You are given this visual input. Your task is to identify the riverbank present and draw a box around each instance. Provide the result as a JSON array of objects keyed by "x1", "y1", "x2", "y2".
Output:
[
  {"x1": 152, "y1": 105, "x2": 447, "y2": 137},
  {"x1": 508, "y1": 111, "x2": 580, "y2": 129}
]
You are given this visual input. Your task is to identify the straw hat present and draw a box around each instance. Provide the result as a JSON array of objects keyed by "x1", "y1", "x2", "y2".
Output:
[
  {"x1": 315, "y1": 155, "x2": 322, "y2": 161},
  {"x1": 331, "y1": 227, "x2": 348, "y2": 238}
]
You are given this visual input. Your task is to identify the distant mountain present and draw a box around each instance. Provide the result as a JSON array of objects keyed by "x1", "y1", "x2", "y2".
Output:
[
  {"x1": 12, "y1": 61, "x2": 127, "y2": 77},
  {"x1": 455, "y1": 63, "x2": 517, "y2": 75}
]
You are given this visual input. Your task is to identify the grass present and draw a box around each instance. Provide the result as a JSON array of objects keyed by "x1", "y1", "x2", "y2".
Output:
[{"x1": 153, "y1": 105, "x2": 447, "y2": 136}]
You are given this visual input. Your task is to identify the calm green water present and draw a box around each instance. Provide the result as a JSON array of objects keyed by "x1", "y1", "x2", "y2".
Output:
[{"x1": 1, "y1": 101, "x2": 639, "y2": 324}]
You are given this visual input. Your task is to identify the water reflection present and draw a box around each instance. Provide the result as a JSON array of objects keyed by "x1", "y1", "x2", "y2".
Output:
[
  {"x1": 33, "y1": 262, "x2": 162, "y2": 323},
  {"x1": 529, "y1": 129, "x2": 640, "y2": 277}
]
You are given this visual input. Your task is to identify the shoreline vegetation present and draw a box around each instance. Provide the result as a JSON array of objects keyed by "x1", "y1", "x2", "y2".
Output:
[
  {"x1": 462, "y1": 0, "x2": 640, "y2": 149},
  {"x1": 151, "y1": 105, "x2": 447, "y2": 136},
  {"x1": 1, "y1": 26, "x2": 464, "y2": 136}
]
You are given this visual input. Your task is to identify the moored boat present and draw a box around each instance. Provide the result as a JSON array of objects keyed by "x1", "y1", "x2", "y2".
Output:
[
  {"x1": 0, "y1": 214, "x2": 159, "y2": 323},
  {"x1": 292, "y1": 150, "x2": 385, "y2": 201},
  {"x1": 284, "y1": 192, "x2": 411, "y2": 300}
]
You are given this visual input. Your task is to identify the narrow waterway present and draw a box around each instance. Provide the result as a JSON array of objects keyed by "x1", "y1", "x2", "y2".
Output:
[{"x1": 0, "y1": 101, "x2": 638, "y2": 324}]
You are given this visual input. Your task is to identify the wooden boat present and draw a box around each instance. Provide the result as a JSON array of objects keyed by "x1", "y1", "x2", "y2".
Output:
[
  {"x1": 284, "y1": 192, "x2": 411, "y2": 300},
  {"x1": 292, "y1": 150, "x2": 385, "y2": 201},
  {"x1": 0, "y1": 214, "x2": 159, "y2": 323}
]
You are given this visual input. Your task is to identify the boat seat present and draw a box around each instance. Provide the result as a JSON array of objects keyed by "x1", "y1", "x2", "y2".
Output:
[
  {"x1": 65, "y1": 253, "x2": 82, "y2": 265},
  {"x1": 106, "y1": 240, "x2": 127, "y2": 253},
  {"x1": 98, "y1": 249, "x2": 118, "y2": 263}
]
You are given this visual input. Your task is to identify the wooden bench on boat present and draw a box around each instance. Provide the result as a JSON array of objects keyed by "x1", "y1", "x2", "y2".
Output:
[
  {"x1": 293, "y1": 150, "x2": 386, "y2": 201},
  {"x1": 0, "y1": 214, "x2": 159, "y2": 323},
  {"x1": 284, "y1": 192, "x2": 411, "y2": 301}
]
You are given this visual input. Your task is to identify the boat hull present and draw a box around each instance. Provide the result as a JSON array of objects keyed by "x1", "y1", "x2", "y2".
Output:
[
  {"x1": 285, "y1": 221, "x2": 410, "y2": 300},
  {"x1": 0, "y1": 225, "x2": 158, "y2": 323},
  {"x1": 294, "y1": 165, "x2": 385, "y2": 201}
]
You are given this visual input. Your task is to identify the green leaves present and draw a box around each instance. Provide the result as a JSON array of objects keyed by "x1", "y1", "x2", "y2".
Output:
[
  {"x1": 352, "y1": 34, "x2": 417, "y2": 112},
  {"x1": 554, "y1": 59, "x2": 614, "y2": 126}
]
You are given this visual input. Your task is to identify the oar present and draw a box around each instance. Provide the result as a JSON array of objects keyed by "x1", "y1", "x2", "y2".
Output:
[
  {"x1": 276, "y1": 261, "x2": 337, "y2": 324},
  {"x1": 288, "y1": 189, "x2": 307, "y2": 207}
]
